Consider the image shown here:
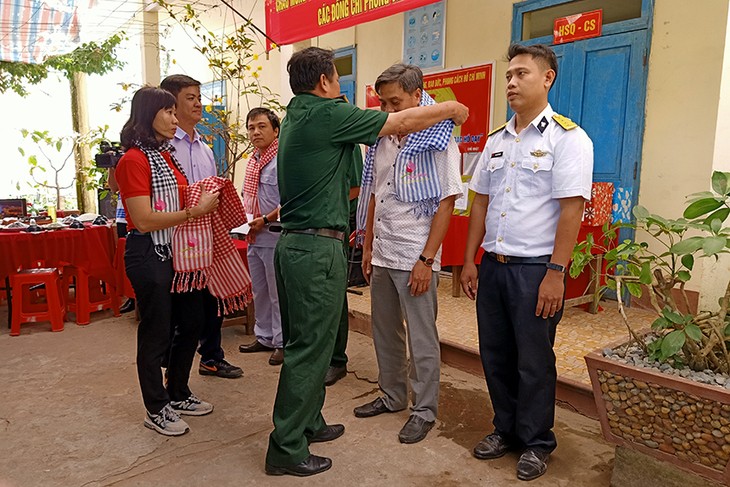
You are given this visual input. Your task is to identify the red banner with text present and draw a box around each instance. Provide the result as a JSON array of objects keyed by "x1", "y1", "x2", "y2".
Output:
[{"x1": 265, "y1": 0, "x2": 441, "y2": 50}]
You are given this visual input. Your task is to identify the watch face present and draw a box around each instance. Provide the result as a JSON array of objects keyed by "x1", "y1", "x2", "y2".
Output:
[{"x1": 425, "y1": 258, "x2": 434, "y2": 265}]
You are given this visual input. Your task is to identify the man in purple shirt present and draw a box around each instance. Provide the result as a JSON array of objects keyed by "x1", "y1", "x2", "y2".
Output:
[{"x1": 160, "y1": 74, "x2": 243, "y2": 379}]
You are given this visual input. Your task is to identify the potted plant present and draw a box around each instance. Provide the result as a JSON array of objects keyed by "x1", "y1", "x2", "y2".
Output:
[{"x1": 571, "y1": 171, "x2": 730, "y2": 485}]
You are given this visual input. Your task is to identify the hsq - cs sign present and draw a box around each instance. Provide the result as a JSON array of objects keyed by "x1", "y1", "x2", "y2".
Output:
[{"x1": 553, "y1": 9, "x2": 603, "y2": 45}]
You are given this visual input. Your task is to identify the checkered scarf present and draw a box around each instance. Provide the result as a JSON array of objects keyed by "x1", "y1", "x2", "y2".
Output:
[
  {"x1": 171, "y1": 176, "x2": 253, "y2": 315},
  {"x1": 355, "y1": 91, "x2": 454, "y2": 245},
  {"x1": 242, "y1": 138, "x2": 278, "y2": 217},
  {"x1": 138, "y1": 141, "x2": 187, "y2": 261}
]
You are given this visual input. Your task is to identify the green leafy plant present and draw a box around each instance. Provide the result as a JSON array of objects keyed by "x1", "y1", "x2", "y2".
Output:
[
  {"x1": 18, "y1": 128, "x2": 109, "y2": 210},
  {"x1": 0, "y1": 34, "x2": 125, "y2": 97},
  {"x1": 571, "y1": 171, "x2": 730, "y2": 373},
  {"x1": 157, "y1": 1, "x2": 284, "y2": 179}
]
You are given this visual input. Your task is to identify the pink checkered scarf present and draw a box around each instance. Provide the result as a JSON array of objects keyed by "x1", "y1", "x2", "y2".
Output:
[
  {"x1": 171, "y1": 176, "x2": 252, "y2": 314},
  {"x1": 242, "y1": 138, "x2": 278, "y2": 217}
]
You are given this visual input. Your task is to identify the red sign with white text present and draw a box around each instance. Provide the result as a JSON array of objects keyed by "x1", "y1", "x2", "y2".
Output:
[
  {"x1": 265, "y1": 0, "x2": 441, "y2": 50},
  {"x1": 553, "y1": 9, "x2": 602, "y2": 45}
]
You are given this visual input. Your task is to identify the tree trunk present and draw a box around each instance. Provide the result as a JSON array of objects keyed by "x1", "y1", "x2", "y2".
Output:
[{"x1": 70, "y1": 72, "x2": 96, "y2": 213}]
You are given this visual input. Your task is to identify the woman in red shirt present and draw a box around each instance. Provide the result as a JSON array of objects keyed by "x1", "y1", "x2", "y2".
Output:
[{"x1": 115, "y1": 86, "x2": 219, "y2": 436}]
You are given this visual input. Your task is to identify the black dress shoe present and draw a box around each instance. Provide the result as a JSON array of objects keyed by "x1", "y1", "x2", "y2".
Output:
[
  {"x1": 398, "y1": 415, "x2": 435, "y2": 444},
  {"x1": 308, "y1": 423, "x2": 345, "y2": 443},
  {"x1": 324, "y1": 365, "x2": 347, "y2": 386},
  {"x1": 119, "y1": 298, "x2": 135, "y2": 314},
  {"x1": 265, "y1": 454, "x2": 332, "y2": 477},
  {"x1": 516, "y1": 449, "x2": 550, "y2": 481},
  {"x1": 268, "y1": 348, "x2": 284, "y2": 366},
  {"x1": 473, "y1": 432, "x2": 514, "y2": 459},
  {"x1": 239, "y1": 340, "x2": 274, "y2": 353},
  {"x1": 353, "y1": 397, "x2": 398, "y2": 418}
]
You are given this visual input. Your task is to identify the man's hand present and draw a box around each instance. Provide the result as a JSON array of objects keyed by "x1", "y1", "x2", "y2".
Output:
[
  {"x1": 460, "y1": 262, "x2": 479, "y2": 300},
  {"x1": 535, "y1": 270, "x2": 565, "y2": 318},
  {"x1": 246, "y1": 216, "x2": 266, "y2": 244},
  {"x1": 408, "y1": 260, "x2": 432, "y2": 297},
  {"x1": 248, "y1": 216, "x2": 266, "y2": 233},
  {"x1": 448, "y1": 101, "x2": 469, "y2": 126},
  {"x1": 362, "y1": 246, "x2": 373, "y2": 284}
]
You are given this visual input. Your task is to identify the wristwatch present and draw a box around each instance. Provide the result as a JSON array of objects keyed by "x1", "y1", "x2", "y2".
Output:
[
  {"x1": 262, "y1": 215, "x2": 270, "y2": 225},
  {"x1": 419, "y1": 254, "x2": 435, "y2": 267},
  {"x1": 546, "y1": 262, "x2": 566, "y2": 273}
]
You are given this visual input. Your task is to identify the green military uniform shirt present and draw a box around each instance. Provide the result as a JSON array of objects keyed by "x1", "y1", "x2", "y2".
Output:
[{"x1": 278, "y1": 93, "x2": 388, "y2": 232}]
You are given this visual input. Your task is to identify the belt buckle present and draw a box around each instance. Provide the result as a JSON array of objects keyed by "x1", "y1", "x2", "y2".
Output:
[{"x1": 495, "y1": 253, "x2": 507, "y2": 264}]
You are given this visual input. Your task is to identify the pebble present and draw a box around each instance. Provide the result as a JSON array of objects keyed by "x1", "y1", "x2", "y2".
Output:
[{"x1": 597, "y1": 348, "x2": 730, "y2": 470}]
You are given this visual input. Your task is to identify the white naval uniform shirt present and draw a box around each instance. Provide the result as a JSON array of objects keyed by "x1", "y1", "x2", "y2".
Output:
[
  {"x1": 471, "y1": 104, "x2": 593, "y2": 258},
  {"x1": 371, "y1": 135, "x2": 463, "y2": 272}
]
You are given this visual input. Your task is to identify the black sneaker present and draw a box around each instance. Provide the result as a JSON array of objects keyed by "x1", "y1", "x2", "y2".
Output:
[{"x1": 199, "y1": 359, "x2": 243, "y2": 379}]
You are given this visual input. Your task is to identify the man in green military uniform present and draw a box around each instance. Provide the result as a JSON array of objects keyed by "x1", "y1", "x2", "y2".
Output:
[
  {"x1": 265, "y1": 47, "x2": 469, "y2": 477},
  {"x1": 325, "y1": 144, "x2": 363, "y2": 387}
]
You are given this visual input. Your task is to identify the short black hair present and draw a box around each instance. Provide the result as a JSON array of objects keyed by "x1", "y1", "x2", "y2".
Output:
[
  {"x1": 120, "y1": 86, "x2": 176, "y2": 149},
  {"x1": 246, "y1": 107, "x2": 280, "y2": 132},
  {"x1": 507, "y1": 43, "x2": 558, "y2": 88},
  {"x1": 287, "y1": 47, "x2": 336, "y2": 94},
  {"x1": 160, "y1": 74, "x2": 201, "y2": 98},
  {"x1": 375, "y1": 63, "x2": 423, "y2": 94}
]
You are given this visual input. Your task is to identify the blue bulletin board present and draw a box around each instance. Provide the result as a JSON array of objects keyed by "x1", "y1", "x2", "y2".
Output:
[{"x1": 403, "y1": 1, "x2": 446, "y2": 71}]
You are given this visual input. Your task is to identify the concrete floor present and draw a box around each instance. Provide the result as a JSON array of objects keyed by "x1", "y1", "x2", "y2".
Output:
[{"x1": 0, "y1": 309, "x2": 615, "y2": 487}]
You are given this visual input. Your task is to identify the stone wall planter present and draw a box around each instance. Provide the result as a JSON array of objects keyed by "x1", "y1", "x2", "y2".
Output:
[{"x1": 586, "y1": 347, "x2": 730, "y2": 485}]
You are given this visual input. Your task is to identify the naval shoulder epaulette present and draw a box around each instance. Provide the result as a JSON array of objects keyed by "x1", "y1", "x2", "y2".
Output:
[
  {"x1": 488, "y1": 123, "x2": 507, "y2": 137},
  {"x1": 552, "y1": 113, "x2": 578, "y2": 130}
]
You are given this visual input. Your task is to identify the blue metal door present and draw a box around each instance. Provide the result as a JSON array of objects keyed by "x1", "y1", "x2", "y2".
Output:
[
  {"x1": 340, "y1": 79, "x2": 356, "y2": 105},
  {"x1": 511, "y1": 0, "x2": 653, "y2": 223},
  {"x1": 562, "y1": 31, "x2": 649, "y2": 222},
  {"x1": 335, "y1": 46, "x2": 357, "y2": 105}
]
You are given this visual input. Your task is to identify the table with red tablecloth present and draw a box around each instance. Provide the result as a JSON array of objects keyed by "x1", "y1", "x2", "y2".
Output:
[{"x1": 0, "y1": 225, "x2": 116, "y2": 284}]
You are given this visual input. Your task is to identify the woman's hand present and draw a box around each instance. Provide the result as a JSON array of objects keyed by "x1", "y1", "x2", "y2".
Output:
[{"x1": 194, "y1": 187, "x2": 219, "y2": 217}]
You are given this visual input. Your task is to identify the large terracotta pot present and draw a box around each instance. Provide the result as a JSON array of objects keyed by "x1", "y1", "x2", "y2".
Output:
[{"x1": 586, "y1": 348, "x2": 730, "y2": 485}]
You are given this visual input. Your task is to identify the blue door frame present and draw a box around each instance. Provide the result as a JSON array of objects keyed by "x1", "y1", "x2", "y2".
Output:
[
  {"x1": 511, "y1": 0, "x2": 654, "y2": 226},
  {"x1": 335, "y1": 46, "x2": 357, "y2": 105}
]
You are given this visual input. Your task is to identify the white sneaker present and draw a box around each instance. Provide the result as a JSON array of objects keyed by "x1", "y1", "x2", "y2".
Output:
[
  {"x1": 144, "y1": 404, "x2": 189, "y2": 436},
  {"x1": 170, "y1": 393, "x2": 214, "y2": 416}
]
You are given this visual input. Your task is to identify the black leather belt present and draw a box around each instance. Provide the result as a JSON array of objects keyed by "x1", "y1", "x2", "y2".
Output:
[
  {"x1": 487, "y1": 252, "x2": 551, "y2": 264},
  {"x1": 127, "y1": 229, "x2": 148, "y2": 237},
  {"x1": 282, "y1": 228, "x2": 345, "y2": 241}
]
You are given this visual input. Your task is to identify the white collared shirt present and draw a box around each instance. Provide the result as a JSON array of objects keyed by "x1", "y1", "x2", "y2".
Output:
[
  {"x1": 371, "y1": 136, "x2": 463, "y2": 272},
  {"x1": 471, "y1": 104, "x2": 593, "y2": 257},
  {"x1": 170, "y1": 126, "x2": 217, "y2": 183}
]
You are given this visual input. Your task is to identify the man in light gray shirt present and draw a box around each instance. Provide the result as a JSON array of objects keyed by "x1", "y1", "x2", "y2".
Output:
[{"x1": 238, "y1": 108, "x2": 283, "y2": 366}]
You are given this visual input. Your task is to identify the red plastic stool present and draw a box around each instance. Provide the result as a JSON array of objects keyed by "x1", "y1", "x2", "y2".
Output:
[
  {"x1": 63, "y1": 266, "x2": 121, "y2": 325},
  {"x1": 10, "y1": 268, "x2": 66, "y2": 336}
]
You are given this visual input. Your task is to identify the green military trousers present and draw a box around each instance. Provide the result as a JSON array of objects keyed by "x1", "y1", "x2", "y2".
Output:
[
  {"x1": 266, "y1": 232, "x2": 347, "y2": 467},
  {"x1": 330, "y1": 234, "x2": 352, "y2": 368}
]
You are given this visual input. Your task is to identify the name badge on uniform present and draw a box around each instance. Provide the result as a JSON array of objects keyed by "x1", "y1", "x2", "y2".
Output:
[
  {"x1": 530, "y1": 150, "x2": 548, "y2": 157},
  {"x1": 491, "y1": 151, "x2": 503, "y2": 158}
]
